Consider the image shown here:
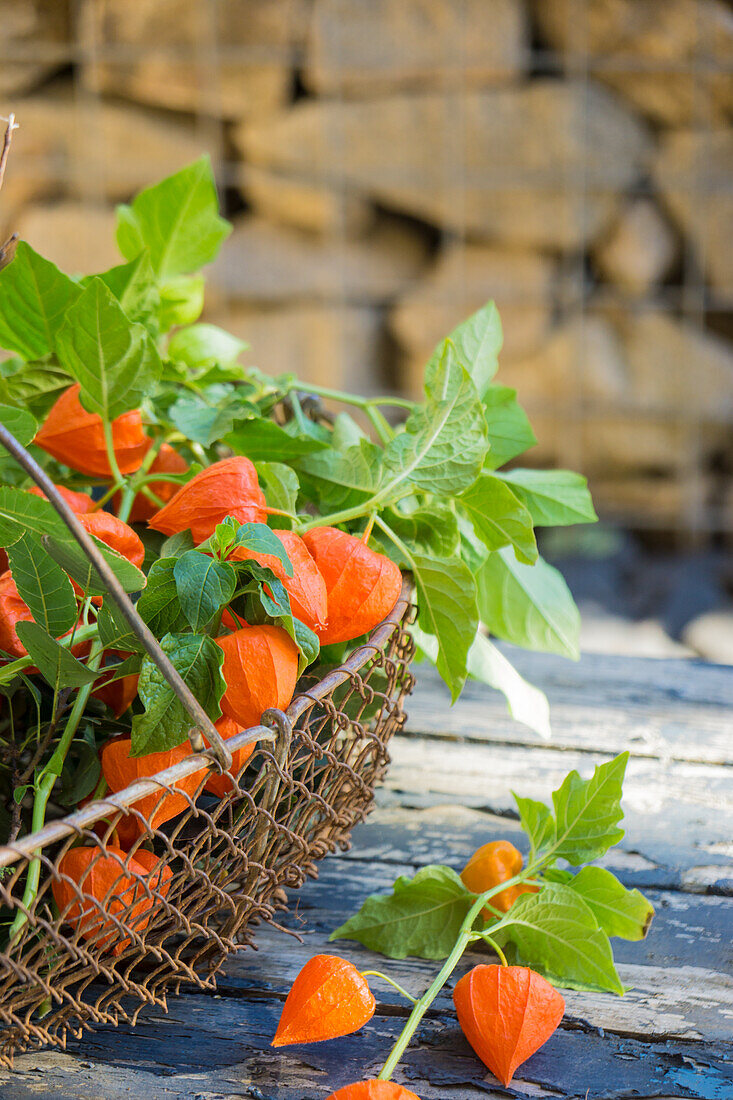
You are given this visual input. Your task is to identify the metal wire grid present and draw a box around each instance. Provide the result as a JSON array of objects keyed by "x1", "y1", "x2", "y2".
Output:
[
  {"x1": 0, "y1": 581, "x2": 416, "y2": 1064},
  {"x1": 1, "y1": 0, "x2": 732, "y2": 538}
]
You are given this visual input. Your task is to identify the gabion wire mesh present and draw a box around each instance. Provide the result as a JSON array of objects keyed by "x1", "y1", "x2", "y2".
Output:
[{"x1": 0, "y1": 582, "x2": 415, "y2": 1065}]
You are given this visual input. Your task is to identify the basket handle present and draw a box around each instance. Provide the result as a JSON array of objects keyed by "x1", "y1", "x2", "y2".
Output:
[{"x1": 0, "y1": 423, "x2": 233, "y2": 771}]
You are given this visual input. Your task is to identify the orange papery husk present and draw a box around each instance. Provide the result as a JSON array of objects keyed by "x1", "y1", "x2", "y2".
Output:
[
  {"x1": 203, "y1": 715, "x2": 256, "y2": 798},
  {"x1": 34, "y1": 384, "x2": 149, "y2": 478},
  {"x1": 461, "y1": 840, "x2": 538, "y2": 917},
  {"x1": 302, "y1": 526, "x2": 401, "y2": 645},
  {"x1": 52, "y1": 844, "x2": 172, "y2": 956},
  {"x1": 28, "y1": 483, "x2": 95, "y2": 513},
  {"x1": 100, "y1": 738, "x2": 207, "y2": 844},
  {"x1": 92, "y1": 657, "x2": 139, "y2": 717},
  {"x1": 215, "y1": 624, "x2": 299, "y2": 731},
  {"x1": 229, "y1": 529, "x2": 327, "y2": 633},
  {"x1": 326, "y1": 1083, "x2": 423, "y2": 1100},
  {"x1": 272, "y1": 954, "x2": 376, "y2": 1047},
  {"x1": 148, "y1": 456, "x2": 266, "y2": 545},
  {"x1": 118, "y1": 444, "x2": 189, "y2": 524},
  {"x1": 77, "y1": 511, "x2": 145, "y2": 569},
  {"x1": 453, "y1": 964, "x2": 565, "y2": 1086},
  {"x1": 0, "y1": 571, "x2": 89, "y2": 661}
]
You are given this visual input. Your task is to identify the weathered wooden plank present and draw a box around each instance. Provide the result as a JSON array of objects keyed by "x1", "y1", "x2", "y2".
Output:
[
  {"x1": 380, "y1": 737, "x2": 733, "y2": 875},
  {"x1": 340, "y1": 805, "x2": 733, "y2": 894},
  {"x1": 407, "y1": 657, "x2": 733, "y2": 765},
  {"x1": 4, "y1": 989, "x2": 732, "y2": 1100}
]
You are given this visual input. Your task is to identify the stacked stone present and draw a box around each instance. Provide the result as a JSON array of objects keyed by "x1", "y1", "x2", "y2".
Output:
[{"x1": 2, "y1": 0, "x2": 732, "y2": 534}]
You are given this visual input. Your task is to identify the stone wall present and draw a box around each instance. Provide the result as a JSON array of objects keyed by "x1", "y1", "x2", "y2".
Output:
[{"x1": 2, "y1": 0, "x2": 732, "y2": 535}]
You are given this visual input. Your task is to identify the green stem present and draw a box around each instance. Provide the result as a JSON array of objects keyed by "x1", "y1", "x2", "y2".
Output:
[
  {"x1": 116, "y1": 435, "x2": 164, "y2": 524},
  {"x1": 9, "y1": 640, "x2": 104, "y2": 942},
  {"x1": 377, "y1": 871, "x2": 531, "y2": 1082},
  {"x1": 102, "y1": 419, "x2": 124, "y2": 488},
  {"x1": 360, "y1": 970, "x2": 418, "y2": 1005},
  {"x1": 288, "y1": 380, "x2": 414, "y2": 411},
  {"x1": 0, "y1": 623, "x2": 99, "y2": 685},
  {"x1": 374, "y1": 515, "x2": 416, "y2": 569},
  {"x1": 365, "y1": 405, "x2": 394, "y2": 445}
]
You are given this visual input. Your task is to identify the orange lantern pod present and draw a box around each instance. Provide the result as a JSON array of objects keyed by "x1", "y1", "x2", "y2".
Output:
[
  {"x1": 52, "y1": 845, "x2": 172, "y2": 955},
  {"x1": 453, "y1": 964, "x2": 565, "y2": 1086},
  {"x1": 302, "y1": 527, "x2": 401, "y2": 645},
  {"x1": 272, "y1": 954, "x2": 376, "y2": 1047},
  {"x1": 215, "y1": 625, "x2": 298, "y2": 731},
  {"x1": 326, "y1": 1084, "x2": 422, "y2": 1100},
  {"x1": 35, "y1": 384, "x2": 149, "y2": 478},
  {"x1": 460, "y1": 840, "x2": 538, "y2": 917},
  {"x1": 203, "y1": 715, "x2": 257, "y2": 798},
  {"x1": 28, "y1": 483, "x2": 95, "y2": 513},
  {"x1": 230, "y1": 529, "x2": 327, "y2": 633},
  {"x1": 77, "y1": 511, "x2": 145, "y2": 570},
  {"x1": 149, "y1": 456, "x2": 266, "y2": 546},
  {"x1": 100, "y1": 738, "x2": 206, "y2": 843}
]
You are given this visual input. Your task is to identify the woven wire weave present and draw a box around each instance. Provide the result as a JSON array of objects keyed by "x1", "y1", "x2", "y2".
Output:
[{"x1": 0, "y1": 582, "x2": 415, "y2": 1065}]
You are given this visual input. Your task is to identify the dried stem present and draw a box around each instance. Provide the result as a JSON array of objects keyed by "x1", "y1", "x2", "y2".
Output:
[{"x1": 0, "y1": 113, "x2": 18, "y2": 194}]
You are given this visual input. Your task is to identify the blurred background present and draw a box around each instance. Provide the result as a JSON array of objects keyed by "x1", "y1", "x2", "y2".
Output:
[{"x1": 1, "y1": 0, "x2": 732, "y2": 662}]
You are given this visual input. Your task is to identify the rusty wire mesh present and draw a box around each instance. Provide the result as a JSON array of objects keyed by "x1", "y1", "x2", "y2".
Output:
[{"x1": 0, "y1": 581, "x2": 415, "y2": 1065}]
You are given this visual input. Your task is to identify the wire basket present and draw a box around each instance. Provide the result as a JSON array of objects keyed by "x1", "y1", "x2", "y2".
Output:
[{"x1": 0, "y1": 580, "x2": 415, "y2": 1064}]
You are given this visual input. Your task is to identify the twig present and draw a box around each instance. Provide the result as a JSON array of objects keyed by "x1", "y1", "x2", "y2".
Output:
[
  {"x1": 0, "y1": 113, "x2": 18, "y2": 194},
  {"x1": 0, "y1": 113, "x2": 18, "y2": 269}
]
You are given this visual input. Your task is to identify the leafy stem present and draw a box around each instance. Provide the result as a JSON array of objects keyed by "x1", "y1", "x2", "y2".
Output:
[
  {"x1": 101, "y1": 418, "x2": 124, "y2": 488},
  {"x1": 286, "y1": 380, "x2": 414, "y2": 412},
  {"x1": 8, "y1": 640, "x2": 104, "y2": 941},
  {"x1": 377, "y1": 871, "x2": 529, "y2": 1081},
  {"x1": 116, "y1": 434, "x2": 165, "y2": 523},
  {"x1": 360, "y1": 970, "x2": 418, "y2": 1005}
]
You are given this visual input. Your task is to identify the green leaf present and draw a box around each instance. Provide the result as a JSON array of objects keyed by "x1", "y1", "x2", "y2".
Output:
[
  {"x1": 157, "y1": 274, "x2": 204, "y2": 330},
  {"x1": 428, "y1": 301, "x2": 502, "y2": 399},
  {"x1": 493, "y1": 881, "x2": 625, "y2": 994},
  {"x1": 160, "y1": 530, "x2": 195, "y2": 559},
  {"x1": 173, "y1": 550, "x2": 237, "y2": 632},
  {"x1": 297, "y1": 439, "x2": 381, "y2": 510},
  {"x1": 238, "y1": 560, "x2": 318, "y2": 672},
  {"x1": 88, "y1": 251, "x2": 160, "y2": 327},
  {"x1": 58, "y1": 729, "x2": 101, "y2": 807},
  {"x1": 136, "y1": 557, "x2": 188, "y2": 636},
  {"x1": 0, "y1": 242, "x2": 81, "y2": 359},
  {"x1": 6, "y1": 534, "x2": 78, "y2": 637},
  {"x1": 15, "y1": 622, "x2": 99, "y2": 691},
  {"x1": 411, "y1": 553, "x2": 478, "y2": 702},
  {"x1": 513, "y1": 793, "x2": 556, "y2": 856},
  {"x1": 329, "y1": 865, "x2": 475, "y2": 960},
  {"x1": 229, "y1": 521, "x2": 293, "y2": 576},
  {"x1": 227, "y1": 418, "x2": 328, "y2": 463},
  {"x1": 97, "y1": 601, "x2": 145, "y2": 653},
  {"x1": 0, "y1": 359, "x2": 71, "y2": 419},
  {"x1": 168, "y1": 385, "x2": 254, "y2": 447},
  {"x1": 551, "y1": 752, "x2": 628, "y2": 866},
  {"x1": 383, "y1": 342, "x2": 488, "y2": 496},
  {"x1": 376, "y1": 504, "x2": 460, "y2": 563},
  {"x1": 459, "y1": 473, "x2": 538, "y2": 564},
  {"x1": 44, "y1": 534, "x2": 146, "y2": 598},
  {"x1": 0, "y1": 487, "x2": 70, "y2": 548},
  {"x1": 0, "y1": 404, "x2": 37, "y2": 447},
  {"x1": 500, "y1": 469, "x2": 598, "y2": 527},
  {"x1": 131, "y1": 632, "x2": 225, "y2": 756},
  {"x1": 483, "y1": 385, "x2": 536, "y2": 469},
  {"x1": 116, "y1": 156, "x2": 231, "y2": 278},
  {"x1": 457, "y1": 512, "x2": 490, "y2": 573},
  {"x1": 168, "y1": 323, "x2": 247, "y2": 368},
  {"x1": 467, "y1": 632, "x2": 550, "y2": 739},
  {"x1": 55, "y1": 277, "x2": 162, "y2": 421},
  {"x1": 566, "y1": 867, "x2": 653, "y2": 941},
  {"x1": 256, "y1": 461, "x2": 299, "y2": 520},
  {"x1": 477, "y1": 548, "x2": 580, "y2": 660}
]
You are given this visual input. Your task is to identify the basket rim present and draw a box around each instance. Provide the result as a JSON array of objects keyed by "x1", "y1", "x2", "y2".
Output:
[{"x1": 0, "y1": 577, "x2": 414, "y2": 870}]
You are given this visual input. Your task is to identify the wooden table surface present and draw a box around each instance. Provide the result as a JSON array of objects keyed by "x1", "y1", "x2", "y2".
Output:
[{"x1": 2, "y1": 650, "x2": 732, "y2": 1099}]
